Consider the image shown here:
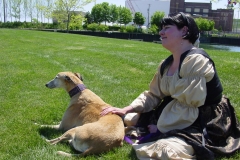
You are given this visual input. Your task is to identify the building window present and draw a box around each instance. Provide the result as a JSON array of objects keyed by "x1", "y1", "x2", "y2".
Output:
[
  {"x1": 194, "y1": 8, "x2": 200, "y2": 12},
  {"x1": 203, "y1": 9, "x2": 209, "y2": 13},
  {"x1": 203, "y1": 14, "x2": 208, "y2": 17},
  {"x1": 185, "y1": 8, "x2": 191, "y2": 12}
]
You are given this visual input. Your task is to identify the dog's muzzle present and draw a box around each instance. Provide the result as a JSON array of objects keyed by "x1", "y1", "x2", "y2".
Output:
[{"x1": 45, "y1": 81, "x2": 56, "y2": 89}]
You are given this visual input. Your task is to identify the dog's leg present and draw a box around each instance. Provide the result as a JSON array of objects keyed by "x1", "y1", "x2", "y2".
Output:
[
  {"x1": 40, "y1": 124, "x2": 60, "y2": 130},
  {"x1": 46, "y1": 127, "x2": 76, "y2": 145},
  {"x1": 56, "y1": 147, "x2": 93, "y2": 157},
  {"x1": 57, "y1": 151, "x2": 82, "y2": 157}
]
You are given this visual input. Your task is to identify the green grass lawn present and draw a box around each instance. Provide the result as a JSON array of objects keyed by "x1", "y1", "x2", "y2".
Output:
[{"x1": 0, "y1": 29, "x2": 239, "y2": 160}]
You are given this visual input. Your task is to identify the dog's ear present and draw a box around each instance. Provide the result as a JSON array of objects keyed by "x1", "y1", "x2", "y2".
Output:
[{"x1": 74, "y1": 73, "x2": 83, "y2": 81}]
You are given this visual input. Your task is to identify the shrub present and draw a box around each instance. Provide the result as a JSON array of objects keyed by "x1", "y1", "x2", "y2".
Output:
[
  {"x1": 109, "y1": 25, "x2": 121, "y2": 31},
  {"x1": 98, "y1": 24, "x2": 109, "y2": 32},
  {"x1": 87, "y1": 23, "x2": 99, "y2": 32},
  {"x1": 125, "y1": 25, "x2": 136, "y2": 33},
  {"x1": 120, "y1": 26, "x2": 127, "y2": 33},
  {"x1": 148, "y1": 24, "x2": 159, "y2": 35}
]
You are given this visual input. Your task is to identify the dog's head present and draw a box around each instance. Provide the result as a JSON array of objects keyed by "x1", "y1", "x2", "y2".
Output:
[{"x1": 45, "y1": 72, "x2": 83, "y2": 91}]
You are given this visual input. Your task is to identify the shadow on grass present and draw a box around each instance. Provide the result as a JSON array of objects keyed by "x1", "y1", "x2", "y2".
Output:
[
  {"x1": 38, "y1": 127, "x2": 62, "y2": 139},
  {"x1": 128, "y1": 147, "x2": 139, "y2": 160},
  {"x1": 38, "y1": 127, "x2": 133, "y2": 159},
  {"x1": 38, "y1": 127, "x2": 82, "y2": 155}
]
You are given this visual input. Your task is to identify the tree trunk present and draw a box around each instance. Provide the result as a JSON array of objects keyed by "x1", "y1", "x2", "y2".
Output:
[{"x1": 66, "y1": 13, "x2": 70, "y2": 33}]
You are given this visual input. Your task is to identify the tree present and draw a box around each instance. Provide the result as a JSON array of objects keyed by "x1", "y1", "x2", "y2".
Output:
[
  {"x1": 28, "y1": 0, "x2": 34, "y2": 22},
  {"x1": 101, "y1": 2, "x2": 111, "y2": 25},
  {"x1": 53, "y1": 0, "x2": 94, "y2": 32},
  {"x1": 22, "y1": 0, "x2": 28, "y2": 22},
  {"x1": 69, "y1": 13, "x2": 84, "y2": 30},
  {"x1": 11, "y1": 0, "x2": 22, "y2": 21},
  {"x1": 151, "y1": 11, "x2": 165, "y2": 27},
  {"x1": 43, "y1": 0, "x2": 55, "y2": 23},
  {"x1": 91, "y1": 4, "x2": 104, "y2": 24},
  {"x1": 84, "y1": 11, "x2": 93, "y2": 25},
  {"x1": 195, "y1": 17, "x2": 215, "y2": 35},
  {"x1": 109, "y1": 4, "x2": 119, "y2": 24},
  {"x1": 118, "y1": 6, "x2": 132, "y2": 26},
  {"x1": 133, "y1": 12, "x2": 145, "y2": 27}
]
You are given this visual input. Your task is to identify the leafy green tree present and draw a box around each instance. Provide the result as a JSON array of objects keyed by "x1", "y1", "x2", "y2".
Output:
[
  {"x1": 53, "y1": 0, "x2": 94, "y2": 32},
  {"x1": 69, "y1": 14, "x2": 84, "y2": 30},
  {"x1": 109, "y1": 4, "x2": 119, "y2": 24},
  {"x1": 118, "y1": 6, "x2": 132, "y2": 26},
  {"x1": 84, "y1": 11, "x2": 93, "y2": 25},
  {"x1": 101, "y1": 2, "x2": 111, "y2": 25},
  {"x1": 28, "y1": 0, "x2": 34, "y2": 22},
  {"x1": 44, "y1": 0, "x2": 54, "y2": 23},
  {"x1": 195, "y1": 17, "x2": 215, "y2": 32},
  {"x1": 11, "y1": 0, "x2": 22, "y2": 21},
  {"x1": 91, "y1": 4, "x2": 104, "y2": 24},
  {"x1": 195, "y1": 17, "x2": 215, "y2": 36},
  {"x1": 151, "y1": 11, "x2": 164, "y2": 27},
  {"x1": 133, "y1": 12, "x2": 145, "y2": 27},
  {"x1": 22, "y1": 0, "x2": 28, "y2": 22}
]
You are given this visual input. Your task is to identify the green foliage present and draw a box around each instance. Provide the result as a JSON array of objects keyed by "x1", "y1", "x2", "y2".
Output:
[
  {"x1": 118, "y1": 6, "x2": 133, "y2": 25},
  {"x1": 90, "y1": 3, "x2": 132, "y2": 25},
  {"x1": 125, "y1": 25, "x2": 136, "y2": 33},
  {"x1": 84, "y1": 11, "x2": 94, "y2": 25},
  {"x1": 151, "y1": 11, "x2": 165, "y2": 27},
  {"x1": 101, "y1": 2, "x2": 111, "y2": 25},
  {"x1": 109, "y1": 4, "x2": 119, "y2": 23},
  {"x1": 148, "y1": 24, "x2": 159, "y2": 35},
  {"x1": 69, "y1": 14, "x2": 84, "y2": 30},
  {"x1": 98, "y1": 24, "x2": 109, "y2": 32},
  {"x1": 133, "y1": 12, "x2": 145, "y2": 26},
  {"x1": 87, "y1": 23, "x2": 99, "y2": 31},
  {"x1": 0, "y1": 29, "x2": 240, "y2": 160},
  {"x1": 195, "y1": 17, "x2": 215, "y2": 31},
  {"x1": 0, "y1": 21, "x2": 58, "y2": 29},
  {"x1": 91, "y1": 4, "x2": 104, "y2": 24},
  {"x1": 109, "y1": 25, "x2": 121, "y2": 31},
  {"x1": 119, "y1": 26, "x2": 127, "y2": 33},
  {"x1": 52, "y1": 0, "x2": 94, "y2": 31}
]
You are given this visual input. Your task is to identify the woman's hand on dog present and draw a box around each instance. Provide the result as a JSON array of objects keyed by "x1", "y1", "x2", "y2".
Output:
[{"x1": 101, "y1": 106, "x2": 133, "y2": 116}]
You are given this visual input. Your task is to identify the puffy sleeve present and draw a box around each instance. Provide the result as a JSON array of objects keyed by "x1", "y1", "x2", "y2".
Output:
[
  {"x1": 157, "y1": 53, "x2": 215, "y2": 133},
  {"x1": 172, "y1": 53, "x2": 215, "y2": 107},
  {"x1": 130, "y1": 61, "x2": 166, "y2": 113}
]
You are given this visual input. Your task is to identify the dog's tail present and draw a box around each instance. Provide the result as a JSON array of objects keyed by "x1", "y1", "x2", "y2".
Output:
[{"x1": 57, "y1": 151, "x2": 81, "y2": 157}]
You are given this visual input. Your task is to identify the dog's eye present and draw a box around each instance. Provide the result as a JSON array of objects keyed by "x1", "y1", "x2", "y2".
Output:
[{"x1": 65, "y1": 76, "x2": 71, "y2": 81}]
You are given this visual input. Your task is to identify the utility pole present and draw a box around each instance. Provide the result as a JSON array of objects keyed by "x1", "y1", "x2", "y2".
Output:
[
  {"x1": 237, "y1": 9, "x2": 239, "y2": 32},
  {"x1": 3, "y1": 0, "x2": 6, "y2": 23},
  {"x1": 147, "y1": 4, "x2": 150, "y2": 28}
]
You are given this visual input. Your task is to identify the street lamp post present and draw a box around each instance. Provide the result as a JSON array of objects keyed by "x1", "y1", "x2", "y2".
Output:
[
  {"x1": 147, "y1": 4, "x2": 150, "y2": 28},
  {"x1": 3, "y1": 0, "x2": 6, "y2": 23}
]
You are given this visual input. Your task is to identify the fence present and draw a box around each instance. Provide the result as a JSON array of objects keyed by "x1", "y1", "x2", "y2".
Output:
[{"x1": 45, "y1": 30, "x2": 240, "y2": 46}]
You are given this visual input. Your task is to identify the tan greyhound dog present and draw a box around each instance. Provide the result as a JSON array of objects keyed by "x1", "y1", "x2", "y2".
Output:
[{"x1": 43, "y1": 72, "x2": 125, "y2": 156}]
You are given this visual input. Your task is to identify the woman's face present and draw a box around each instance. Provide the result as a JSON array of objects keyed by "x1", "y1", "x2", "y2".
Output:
[{"x1": 159, "y1": 24, "x2": 185, "y2": 50}]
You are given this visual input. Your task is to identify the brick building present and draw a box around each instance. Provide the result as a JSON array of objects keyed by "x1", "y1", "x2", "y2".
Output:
[{"x1": 170, "y1": 0, "x2": 234, "y2": 31}]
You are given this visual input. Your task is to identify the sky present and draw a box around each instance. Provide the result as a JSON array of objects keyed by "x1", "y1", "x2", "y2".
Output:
[{"x1": 83, "y1": 0, "x2": 240, "y2": 18}]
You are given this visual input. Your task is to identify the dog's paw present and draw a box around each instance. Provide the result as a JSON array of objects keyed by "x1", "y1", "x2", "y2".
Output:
[{"x1": 57, "y1": 151, "x2": 73, "y2": 157}]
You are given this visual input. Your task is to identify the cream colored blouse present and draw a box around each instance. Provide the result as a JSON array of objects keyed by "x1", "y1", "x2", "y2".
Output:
[{"x1": 130, "y1": 52, "x2": 215, "y2": 133}]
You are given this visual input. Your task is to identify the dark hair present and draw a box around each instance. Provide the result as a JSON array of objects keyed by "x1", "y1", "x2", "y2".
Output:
[{"x1": 160, "y1": 12, "x2": 199, "y2": 44}]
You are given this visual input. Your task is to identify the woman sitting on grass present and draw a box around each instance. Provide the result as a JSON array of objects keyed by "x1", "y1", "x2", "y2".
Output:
[{"x1": 101, "y1": 12, "x2": 240, "y2": 159}]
